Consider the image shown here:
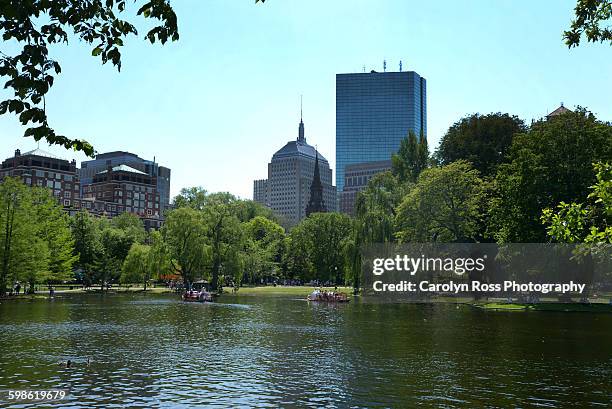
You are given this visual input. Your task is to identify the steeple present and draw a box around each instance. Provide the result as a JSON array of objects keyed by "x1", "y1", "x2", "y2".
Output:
[
  {"x1": 305, "y1": 150, "x2": 327, "y2": 216},
  {"x1": 298, "y1": 95, "x2": 305, "y2": 143}
]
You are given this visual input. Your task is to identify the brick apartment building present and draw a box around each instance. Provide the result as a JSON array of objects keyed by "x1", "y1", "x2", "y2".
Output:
[
  {"x1": 0, "y1": 148, "x2": 81, "y2": 207},
  {"x1": 0, "y1": 148, "x2": 164, "y2": 229},
  {"x1": 83, "y1": 164, "x2": 163, "y2": 229}
]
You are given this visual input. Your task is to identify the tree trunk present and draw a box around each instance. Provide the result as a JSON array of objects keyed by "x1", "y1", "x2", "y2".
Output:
[
  {"x1": 211, "y1": 258, "x2": 221, "y2": 292},
  {"x1": 1, "y1": 200, "x2": 15, "y2": 297}
]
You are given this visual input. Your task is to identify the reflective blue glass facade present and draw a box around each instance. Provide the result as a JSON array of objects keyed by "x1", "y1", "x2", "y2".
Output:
[{"x1": 335, "y1": 71, "x2": 426, "y2": 192}]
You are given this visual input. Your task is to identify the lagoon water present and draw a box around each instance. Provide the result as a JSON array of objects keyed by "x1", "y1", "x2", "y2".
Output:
[{"x1": 0, "y1": 293, "x2": 610, "y2": 408}]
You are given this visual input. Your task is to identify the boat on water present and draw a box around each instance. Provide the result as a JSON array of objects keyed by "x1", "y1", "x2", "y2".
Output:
[
  {"x1": 307, "y1": 290, "x2": 349, "y2": 303},
  {"x1": 182, "y1": 290, "x2": 213, "y2": 303}
]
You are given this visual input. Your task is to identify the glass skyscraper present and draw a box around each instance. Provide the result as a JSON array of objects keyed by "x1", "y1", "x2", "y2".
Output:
[{"x1": 335, "y1": 70, "x2": 426, "y2": 192}]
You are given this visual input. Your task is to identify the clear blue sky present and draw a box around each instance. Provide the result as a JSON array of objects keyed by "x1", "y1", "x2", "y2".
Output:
[{"x1": 1, "y1": 0, "x2": 610, "y2": 200}]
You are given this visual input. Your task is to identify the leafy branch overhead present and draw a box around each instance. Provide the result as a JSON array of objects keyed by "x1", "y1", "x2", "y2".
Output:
[
  {"x1": 565, "y1": 0, "x2": 612, "y2": 47},
  {"x1": 0, "y1": 0, "x2": 179, "y2": 156}
]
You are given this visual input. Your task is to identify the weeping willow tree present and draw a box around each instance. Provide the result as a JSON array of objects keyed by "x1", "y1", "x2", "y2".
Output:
[
  {"x1": 345, "y1": 171, "x2": 410, "y2": 293},
  {"x1": 354, "y1": 171, "x2": 408, "y2": 243}
]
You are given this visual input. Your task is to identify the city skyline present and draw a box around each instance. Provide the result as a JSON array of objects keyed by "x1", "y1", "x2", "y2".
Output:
[{"x1": 1, "y1": 0, "x2": 611, "y2": 201}]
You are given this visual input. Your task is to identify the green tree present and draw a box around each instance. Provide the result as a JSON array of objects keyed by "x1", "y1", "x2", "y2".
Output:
[
  {"x1": 343, "y1": 224, "x2": 363, "y2": 294},
  {"x1": 0, "y1": 1, "x2": 179, "y2": 154},
  {"x1": 201, "y1": 192, "x2": 243, "y2": 291},
  {"x1": 120, "y1": 229, "x2": 169, "y2": 290},
  {"x1": 173, "y1": 187, "x2": 208, "y2": 210},
  {"x1": 162, "y1": 207, "x2": 210, "y2": 289},
  {"x1": 148, "y1": 229, "x2": 170, "y2": 282},
  {"x1": 243, "y1": 216, "x2": 285, "y2": 284},
  {"x1": 223, "y1": 249, "x2": 245, "y2": 289},
  {"x1": 542, "y1": 162, "x2": 612, "y2": 243},
  {"x1": 490, "y1": 108, "x2": 612, "y2": 242},
  {"x1": 435, "y1": 113, "x2": 526, "y2": 177},
  {"x1": 15, "y1": 236, "x2": 50, "y2": 294},
  {"x1": 235, "y1": 200, "x2": 278, "y2": 223},
  {"x1": 94, "y1": 225, "x2": 125, "y2": 289},
  {"x1": 69, "y1": 210, "x2": 102, "y2": 286},
  {"x1": 286, "y1": 213, "x2": 352, "y2": 285},
  {"x1": 565, "y1": 0, "x2": 612, "y2": 48},
  {"x1": 283, "y1": 225, "x2": 314, "y2": 282},
  {"x1": 0, "y1": 177, "x2": 49, "y2": 295},
  {"x1": 396, "y1": 161, "x2": 486, "y2": 242},
  {"x1": 392, "y1": 131, "x2": 429, "y2": 183},
  {"x1": 121, "y1": 242, "x2": 152, "y2": 289},
  {"x1": 32, "y1": 188, "x2": 76, "y2": 283},
  {"x1": 111, "y1": 212, "x2": 146, "y2": 243},
  {"x1": 355, "y1": 171, "x2": 408, "y2": 244}
]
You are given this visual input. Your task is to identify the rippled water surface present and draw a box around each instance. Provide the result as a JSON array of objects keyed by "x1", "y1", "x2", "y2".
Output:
[{"x1": 0, "y1": 293, "x2": 610, "y2": 408}]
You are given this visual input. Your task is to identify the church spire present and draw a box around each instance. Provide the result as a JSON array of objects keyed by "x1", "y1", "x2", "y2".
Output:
[
  {"x1": 305, "y1": 150, "x2": 327, "y2": 216},
  {"x1": 298, "y1": 95, "x2": 305, "y2": 143}
]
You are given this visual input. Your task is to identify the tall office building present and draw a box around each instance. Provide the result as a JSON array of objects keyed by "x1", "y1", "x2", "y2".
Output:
[
  {"x1": 336, "y1": 70, "x2": 426, "y2": 192},
  {"x1": 253, "y1": 116, "x2": 336, "y2": 226},
  {"x1": 253, "y1": 179, "x2": 269, "y2": 206},
  {"x1": 79, "y1": 151, "x2": 171, "y2": 211}
]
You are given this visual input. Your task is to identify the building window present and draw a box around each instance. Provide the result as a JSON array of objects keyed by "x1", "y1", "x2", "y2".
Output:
[
  {"x1": 64, "y1": 191, "x2": 71, "y2": 198},
  {"x1": 63, "y1": 199, "x2": 70, "y2": 207}
]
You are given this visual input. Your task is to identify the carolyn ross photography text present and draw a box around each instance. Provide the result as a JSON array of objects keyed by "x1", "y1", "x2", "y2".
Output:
[{"x1": 372, "y1": 281, "x2": 587, "y2": 295}]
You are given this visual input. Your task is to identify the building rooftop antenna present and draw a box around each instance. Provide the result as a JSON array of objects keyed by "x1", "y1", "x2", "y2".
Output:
[
  {"x1": 383, "y1": 59, "x2": 387, "y2": 72},
  {"x1": 300, "y1": 94, "x2": 303, "y2": 122},
  {"x1": 399, "y1": 60, "x2": 403, "y2": 72}
]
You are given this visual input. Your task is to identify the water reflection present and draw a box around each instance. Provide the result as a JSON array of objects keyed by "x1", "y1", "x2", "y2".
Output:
[{"x1": 0, "y1": 293, "x2": 610, "y2": 408}]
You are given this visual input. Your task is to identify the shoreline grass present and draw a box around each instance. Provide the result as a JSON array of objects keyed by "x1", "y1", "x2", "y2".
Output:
[{"x1": 230, "y1": 286, "x2": 353, "y2": 298}]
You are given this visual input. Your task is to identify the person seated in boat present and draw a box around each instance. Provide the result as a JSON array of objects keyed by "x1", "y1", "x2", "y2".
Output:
[{"x1": 310, "y1": 288, "x2": 320, "y2": 300}]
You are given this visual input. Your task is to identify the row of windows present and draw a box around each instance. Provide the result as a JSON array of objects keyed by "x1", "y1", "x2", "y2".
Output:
[{"x1": 64, "y1": 199, "x2": 158, "y2": 217}]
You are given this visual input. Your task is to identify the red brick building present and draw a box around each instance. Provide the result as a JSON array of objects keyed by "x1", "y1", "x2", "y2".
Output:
[
  {"x1": 0, "y1": 149, "x2": 164, "y2": 229},
  {"x1": 0, "y1": 148, "x2": 80, "y2": 207},
  {"x1": 82, "y1": 164, "x2": 163, "y2": 229}
]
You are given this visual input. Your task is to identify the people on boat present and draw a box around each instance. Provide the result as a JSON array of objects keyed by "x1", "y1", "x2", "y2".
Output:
[
  {"x1": 310, "y1": 288, "x2": 321, "y2": 300},
  {"x1": 198, "y1": 289, "x2": 212, "y2": 301},
  {"x1": 308, "y1": 288, "x2": 347, "y2": 302}
]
